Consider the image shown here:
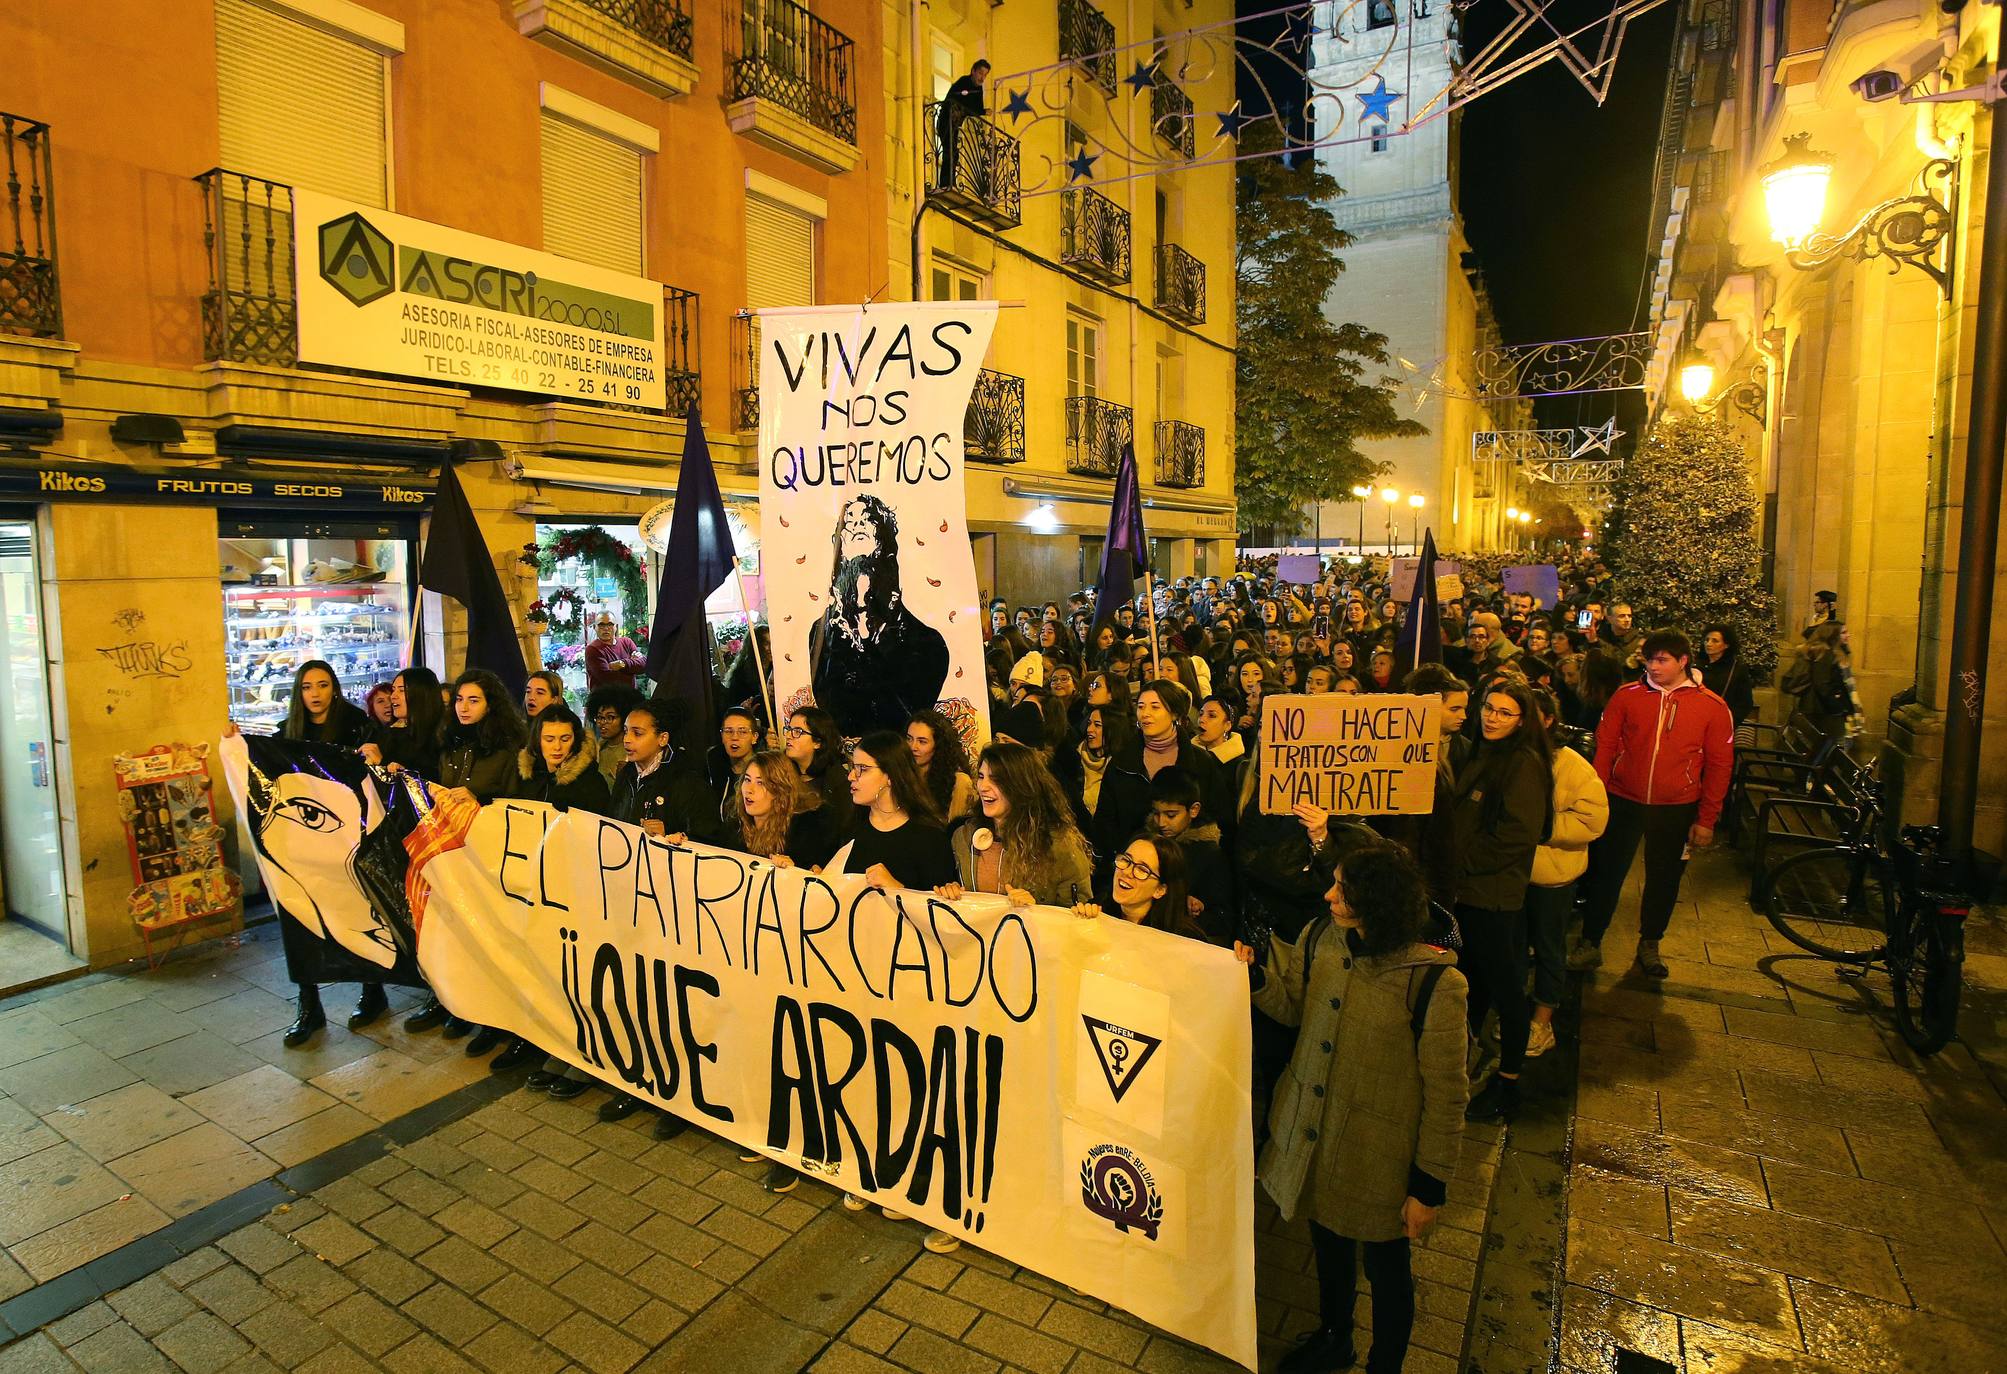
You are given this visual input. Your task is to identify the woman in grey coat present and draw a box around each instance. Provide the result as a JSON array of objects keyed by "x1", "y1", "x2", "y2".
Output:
[{"x1": 1235, "y1": 841, "x2": 1469, "y2": 1374}]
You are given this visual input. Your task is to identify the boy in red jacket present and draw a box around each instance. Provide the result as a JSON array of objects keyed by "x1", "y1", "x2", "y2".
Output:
[{"x1": 1569, "y1": 628, "x2": 1734, "y2": 977}]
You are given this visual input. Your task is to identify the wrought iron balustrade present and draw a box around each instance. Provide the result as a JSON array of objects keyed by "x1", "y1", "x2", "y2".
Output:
[
  {"x1": 1064, "y1": 395, "x2": 1131, "y2": 478},
  {"x1": 1153, "y1": 242, "x2": 1205, "y2": 325},
  {"x1": 966, "y1": 370, "x2": 1025, "y2": 464},
  {"x1": 923, "y1": 105, "x2": 1022, "y2": 229},
  {"x1": 1150, "y1": 70, "x2": 1195, "y2": 158},
  {"x1": 198, "y1": 169, "x2": 297, "y2": 365},
  {"x1": 663, "y1": 286, "x2": 700, "y2": 414},
  {"x1": 1154, "y1": 419, "x2": 1203, "y2": 488},
  {"x1": 1061, "y1": 187, "x2": 1130, "y2": 285},
  {"x1": 583, "y1": 0, "x2": 694, "y2": 58},
  {"x1": 1, "y1": 114, "x2": 61, "y2": 339},
  {"x1": 729, "y1": 0, "x2": 856, "y2": 145},
  {"x1": 1059, "y1": 0, "x2": 1117, "y2": 95},
  {"x1": 732, "y1": 312, "x2": 760, "y2": 430}
]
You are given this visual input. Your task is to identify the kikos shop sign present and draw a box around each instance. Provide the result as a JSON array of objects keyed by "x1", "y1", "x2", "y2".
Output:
[{"x1": 0, "y1": 462, "x2": 434, "y2": 509}]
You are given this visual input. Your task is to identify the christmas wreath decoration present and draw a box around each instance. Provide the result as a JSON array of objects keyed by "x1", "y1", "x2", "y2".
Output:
[
  {"x1": 535, "y1": 526, "x2": 650, "y2": 637},
  {"x1": 527, "y1": 586, "x2": 588, "y2": 643}
]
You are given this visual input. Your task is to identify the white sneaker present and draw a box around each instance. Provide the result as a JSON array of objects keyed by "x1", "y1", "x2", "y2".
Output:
[
  {"x1": 880, "y1": 1205, "x2": 907, "y2": 1221},
  {"x1": 842, "y1": 1194, "x2": 867, "y2": 1212},
  {"x1": 1525, "y1": 1022, "x2": 1557, "y2": 1058},
  {"x1": 923, "y1": 1229, "x2": 961, "y2": 1254}
]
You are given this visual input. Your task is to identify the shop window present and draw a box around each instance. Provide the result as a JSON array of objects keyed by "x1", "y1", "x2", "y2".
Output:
[{"x1": 541, "y1": 110, "x2": 647, "y2": 275}]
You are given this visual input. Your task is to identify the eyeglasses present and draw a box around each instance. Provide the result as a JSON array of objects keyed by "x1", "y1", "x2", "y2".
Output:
[
  {"x1": 783, "y1": 725, "x2": 810, "y2": 739},
  {"x1": 1113, "y1": 852, "x2": 1160, "y2": 883},
  {"x1": 846, "y1": 762, "x2": 879, "y2": 777},
  {"x1": 720, "y1": 728, "x2": 756, "y2": 738},
  {"x1": 1481, "y1": 704, "x2": 1522, "y2": 719}
]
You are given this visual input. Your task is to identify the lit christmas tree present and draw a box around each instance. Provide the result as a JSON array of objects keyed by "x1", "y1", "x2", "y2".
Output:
[{"x1": 1604, "y1": 411, "x2": 1780, "y2": 679}]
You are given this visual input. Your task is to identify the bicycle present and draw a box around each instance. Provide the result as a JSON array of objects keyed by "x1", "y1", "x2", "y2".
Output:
[{"x1": 1761, "y1": 776, "x2": 1972, "y2": 1054}]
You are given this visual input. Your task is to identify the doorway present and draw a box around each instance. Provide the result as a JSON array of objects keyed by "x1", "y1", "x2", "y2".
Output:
[{"x1": 0, "y1": 514, "x2": 82, "y2": 988}]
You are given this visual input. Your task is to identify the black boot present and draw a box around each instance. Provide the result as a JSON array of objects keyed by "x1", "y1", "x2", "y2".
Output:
[
  {"x1": 1278, "y1": 1326, "x2": 1357, "y2": 1374},
  {"x1": 405, "y1": 999, "x2": 449, "y2": 1033},
  {"x1": 491, "y1": 1038, "x2": 541, "y2": 1072},
  {"x1": 284, "y1": 985, "x2": 327, "y2": 1048},
  {"x1": 464, "y1": 1026, "x2": 505, "y2": 1056},
  {"x1": 348, "y1": 983, "x2": 389, "y2": 1030},
  {"x1": 441, "y1": 1016, "x2": 474, "y2": 1041},
  {"x1": 1466, "y1": 1074, "x2": 1520, "y2": 1123},
  {"x1": 598, "y1": 1094, "x2": 642, "y2": 1123},
  {"x1": 652, "y1": 1111, "x2": 689, "y2": 1141}
]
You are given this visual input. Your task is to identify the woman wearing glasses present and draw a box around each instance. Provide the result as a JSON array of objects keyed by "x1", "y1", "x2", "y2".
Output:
[
  {"x1": 783, "y1": 707, "x2": 853, "y2": 858},
  {"x1": 1450, "y1": 678, "x2": 1553, "y2": 1123},
  {"x1": 1070, "y1": 834, "x2": 1201, "y2": 940},
  {"x1": 838, "y1": 731, "x2": 956, "y2": 892}
]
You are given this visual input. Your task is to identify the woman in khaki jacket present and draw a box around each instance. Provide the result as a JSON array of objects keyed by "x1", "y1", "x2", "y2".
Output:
[
  {"x1": 1527, "y1": 686, "x2": 1608, "y2": 1057},
  {"x1": 1234, "y1": 841, "x2": 1469, "y2": 1374}
]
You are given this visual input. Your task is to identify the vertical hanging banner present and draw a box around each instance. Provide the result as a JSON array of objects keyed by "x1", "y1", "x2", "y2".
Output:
[{"x1": 757, "y1": 303, "x2": 998, "y2": 746}]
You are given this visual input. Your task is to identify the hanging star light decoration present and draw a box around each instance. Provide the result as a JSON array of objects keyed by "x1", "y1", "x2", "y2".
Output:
[
  {"x1": 1123, "y1": 58, "x2": 1158, "y2": 92},
  {"x1": 1573, "y1": 417, "x2": 1623, "y2": 457},
  {"x1": 1355, "y1": 76, "x2": 1402, "y2": 123},
  {"x1": 1066, "y1": 149, "x2": 1099, "y2": 181},
  {"x1": 1002, "y1": 88, "x2": 1033, "y2": 121},
  {"x1": 1215, "y1": 104, "x2": 1249, "y2": 141}
]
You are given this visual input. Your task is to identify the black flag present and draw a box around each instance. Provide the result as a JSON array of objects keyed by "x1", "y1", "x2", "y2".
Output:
[
  {"x1": 420, "y1": 460, "x2": 527, "y2": 698},
  {"x1": 646, "y1": 402, "x2": 738, "y2": 729}
]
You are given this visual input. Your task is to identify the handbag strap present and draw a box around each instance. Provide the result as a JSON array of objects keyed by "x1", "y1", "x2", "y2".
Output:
[{"x1": 1408, "y1": 964, "x2": 1448, "y2": 1043}]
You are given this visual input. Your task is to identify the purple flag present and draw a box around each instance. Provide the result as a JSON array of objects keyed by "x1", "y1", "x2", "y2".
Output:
[
  {"x1": 646, "y1": 402, "x2": 738, "y2": 721},
  {"x1": 1091, "y1": 441, "x2": 1151, "y2": 631}
]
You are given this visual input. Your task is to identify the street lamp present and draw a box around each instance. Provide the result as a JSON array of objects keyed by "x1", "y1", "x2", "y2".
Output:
[
  {"x1": 1680, "y1": 357, "x2": 1769, "y2": 423},
  {"x1": 1761, "y1": 131, "x2": 1957, "y2": 297},
  {"x1": 1407, "y1": 492, "x2": 1424, "y2": 555},
  {"x1": 1679, "y1": 362, "x2": 1716, "y2": 405},
  {"x1": 1350, "y1": 483, "x2": 1372, "y2": 551},
  {"x1": 1380, "y1": 486, "x2": 1399, "y2": 554}
]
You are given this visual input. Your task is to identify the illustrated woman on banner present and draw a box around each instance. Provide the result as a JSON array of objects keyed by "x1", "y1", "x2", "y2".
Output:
[{"x1": 809, "y1": 493, "x2": 950, "y2": 733}]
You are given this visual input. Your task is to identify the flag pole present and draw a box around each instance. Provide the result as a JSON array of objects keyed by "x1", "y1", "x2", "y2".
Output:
[
  {"x1": 734, "y1": 569, "x2": 777, "y2": 734},
  {"x1": 1144, "y1": 569, "x2": 1162, "y2": 670}
]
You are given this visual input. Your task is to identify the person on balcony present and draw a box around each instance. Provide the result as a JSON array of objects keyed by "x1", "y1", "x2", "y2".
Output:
[{"x1": 936, "y1": 59, "x2": 990, "y2": 191}]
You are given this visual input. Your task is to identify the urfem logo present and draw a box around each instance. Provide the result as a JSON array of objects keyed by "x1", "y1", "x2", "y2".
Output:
[{"x1": 315, "y1": 213, "x2": 655, "y2": 340}]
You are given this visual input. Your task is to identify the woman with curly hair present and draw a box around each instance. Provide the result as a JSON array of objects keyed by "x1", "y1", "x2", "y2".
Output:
[
  {"x1": 906, "y1": 709, "x2": 976, "y2": 821},
  {"x1": 436, "y1": 670, "x2": 527, "y2": 807},
  {"x1": 939, "y1": 740, "x2": 1092, "y2": 908},
  {"x1": 735, "y1": 750, "x2": 829, "y2": 868}
]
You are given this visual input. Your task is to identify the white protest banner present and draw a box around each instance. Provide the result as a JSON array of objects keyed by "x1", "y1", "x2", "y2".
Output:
[
  {"x1": 293, "y1": 189, "x2": 667, "y2": 409},
  {"x1": 1258, "y1": 693, "x2": 1444, "y2": 815},
  {"x1": 1391, "y1": 557, "x2": 1461, "y2": 603},
  {"x1": 757, "y1": 303, "x2": 998, "y2": 745},
  {"x1": 412, "y1": 801, "x2": 1254, "y2": 1365}
]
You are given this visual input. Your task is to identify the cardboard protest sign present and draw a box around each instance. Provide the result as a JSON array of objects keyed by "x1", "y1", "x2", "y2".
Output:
[
  {"x1": 222, "y1": 736, "x2": 1258, "y2": 1369},
  {"x1": 1503, "y1": 563, "x2": 1562, "y2": 608},
  {"x1": 1391, "y1": 557, "x2": 1461, "y2": 602},
  {"x1": 1257, "y1": 693, "x2": 1444, "y2": 815},
  {"x1": 1275, "y1": 553, "x2": 1322, "y2": 585},
  {"x1": 757, "y1": 302, "x2": 998, "y2": 747}
]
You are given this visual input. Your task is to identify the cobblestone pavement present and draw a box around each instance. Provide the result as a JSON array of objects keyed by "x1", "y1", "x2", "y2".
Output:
[
  {"x1": 1470, "y1": 846, "x2": 2007, "y2": 1374},
  {"x1": 0, "y1": 925, "x2": 1506, "y2": 1374}
]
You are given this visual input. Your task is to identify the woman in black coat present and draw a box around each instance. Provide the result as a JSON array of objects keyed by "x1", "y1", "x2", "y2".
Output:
[
  {"x1": 276, "y1": 660, "x2": 384, "y2": 1045},
  {"x1": 510, "y1": 705, "x2": 611, "y2": 815},
  {"x1": 1698, "y1": 623, "x2": 1756, "y2": 730},
  {"x1": 1451, "y1": 679, "x2": 1552, "y2": 1125}
]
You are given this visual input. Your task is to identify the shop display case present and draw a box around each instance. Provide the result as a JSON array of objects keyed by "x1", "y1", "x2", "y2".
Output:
[{"x1": 219, "y1": 523, "x2": 414, "y2": 729}]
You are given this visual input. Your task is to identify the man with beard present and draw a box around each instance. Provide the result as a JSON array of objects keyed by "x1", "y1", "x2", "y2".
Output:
[{"x1": 809, "y1": 494, "x2": 951, "y2": 733}]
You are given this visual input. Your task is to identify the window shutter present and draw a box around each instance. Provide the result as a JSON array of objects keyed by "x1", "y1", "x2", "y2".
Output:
[
  {"x1": 744, "y1": 193, "x2": 816, "y2": 309},
  {"x1": 540, "y1": 113, "x2": 645, "y2": 275},
  {"x1": 215, "y1": 0, "x2": 388, "y2": 207}
]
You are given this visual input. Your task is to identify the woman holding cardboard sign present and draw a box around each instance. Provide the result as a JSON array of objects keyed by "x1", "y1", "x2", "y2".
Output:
[{"x1": 1450, "y1": 679, "x2": 1552, "y2": 1123}]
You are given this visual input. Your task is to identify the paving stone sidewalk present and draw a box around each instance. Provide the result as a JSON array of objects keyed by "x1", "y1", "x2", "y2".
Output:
[
  {"x1": 1546, "y1": 847, "x2": 2007, "y2": 1374},
  {"x1": 0, "y1": 926, "x2": 1510, "y2": 1374}
]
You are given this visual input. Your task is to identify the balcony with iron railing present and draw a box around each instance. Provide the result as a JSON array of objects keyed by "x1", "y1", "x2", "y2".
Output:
[
  {"x1": 1064, "y1": 395, "x2": 1132, "y2": 478},
  {"x1": 727, "y1": 0, "x2": 858, "y2": 172},
  {"x1": 2, "y1": 113, "x2": 61, "y2": 339},
  {"x1": 1149, "y1": 69, "x2": 1195, "y2": 159},
  {"x1": 924, "y1": 104, "x2": 1022, "y2": 230},
  {"x1": 198, "y1": 169, "x2": 702, "y2": 411},
  {"x1": 732, "y1": 312, "x2": 761, "y2": 430},
  {"x1": 966, "y1": 370, "x2": 1026, "y2": 464},
  {"x1": 1061, "y1": 187, "x2": 1130, "y2": 285},
  {"x1": 1154, "y1": 242, "x2": 1205, "y2": 325},
  {"x1": 1154, "y1": 419, "x2": 1203, "y2": 488},
  {"x1": 515, "y1": 0, "x2": 697, "y2": 97},
  {"x1": 1059, "y1": 0, "x2": 1117, "y2": 96}
]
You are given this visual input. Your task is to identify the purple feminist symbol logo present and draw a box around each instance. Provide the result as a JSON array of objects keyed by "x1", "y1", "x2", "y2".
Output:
[{"x1": 1078, "y1": 1143, "x2": 1163, "y2": 1241}]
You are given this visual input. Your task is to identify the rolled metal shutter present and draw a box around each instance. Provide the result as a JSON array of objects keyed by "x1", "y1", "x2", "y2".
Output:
[
  {"x1": 541, "y1": 112, "x2": 645, "y2": 276},
  {"x1": 215, "y1": 0, "x2": 388, "y2": 207},
  {"x1": 744, "y1": 193, "x2": 816, "y2": 308}
]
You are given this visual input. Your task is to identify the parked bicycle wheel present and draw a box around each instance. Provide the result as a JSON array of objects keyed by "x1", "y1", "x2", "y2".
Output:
[
  {"x1": 1764, "y1": 846, "x2": 1892, "y2": 962},
  {"x1": 1891, "y1": 906, "x2": 1961, "y2": 1054}
]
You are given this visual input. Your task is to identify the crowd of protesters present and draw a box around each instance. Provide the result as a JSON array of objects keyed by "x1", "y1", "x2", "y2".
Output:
[{"x1": 237, "y1": 544, "x2": 1791, "y2": 1374}]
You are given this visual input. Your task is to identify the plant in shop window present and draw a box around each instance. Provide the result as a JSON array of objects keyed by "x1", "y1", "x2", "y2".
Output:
[{"x1": 535, "y1": 525, "x2": 649, "y2": 630}]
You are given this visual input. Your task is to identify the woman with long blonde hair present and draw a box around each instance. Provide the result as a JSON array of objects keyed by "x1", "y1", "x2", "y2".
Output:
[{"x1": 735, "y1": 751, "x2": 835, "y2": 868}]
